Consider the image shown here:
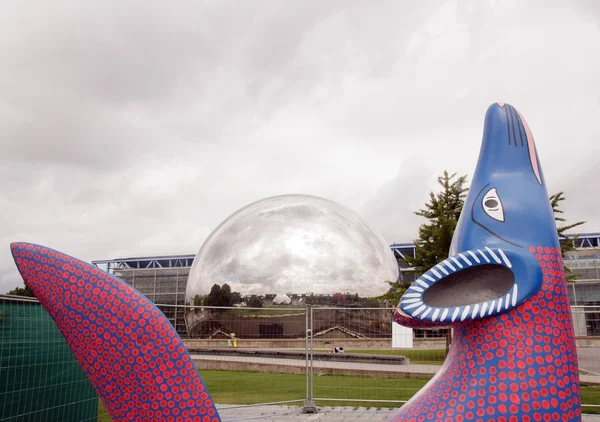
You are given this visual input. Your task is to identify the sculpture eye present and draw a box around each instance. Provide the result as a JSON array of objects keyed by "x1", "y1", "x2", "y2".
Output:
[{"x1": 482, "y1": 188, "x2": 504, "y2": 222}]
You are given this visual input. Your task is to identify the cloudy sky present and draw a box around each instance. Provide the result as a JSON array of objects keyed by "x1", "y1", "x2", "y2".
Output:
[{"x1": 1, "y1": 0, "x2": 599, "y2": 293}]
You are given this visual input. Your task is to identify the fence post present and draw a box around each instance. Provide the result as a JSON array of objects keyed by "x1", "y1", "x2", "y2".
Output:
[{"x1": 302, "y1": 305, "x2": 317, "y2": 414}]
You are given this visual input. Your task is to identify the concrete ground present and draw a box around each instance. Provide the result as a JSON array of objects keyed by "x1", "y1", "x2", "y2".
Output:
[
  {"x1": 580, "y1": 347, "x2": 600, "y2": 376},
  {"x1": 216, "y1": 405, "x2": 600, "y2": 421}
]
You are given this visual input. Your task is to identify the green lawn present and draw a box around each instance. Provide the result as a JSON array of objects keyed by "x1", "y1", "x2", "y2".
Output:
[{"x1": 98, "y1": 370, "x2": 600, "y2": 420}]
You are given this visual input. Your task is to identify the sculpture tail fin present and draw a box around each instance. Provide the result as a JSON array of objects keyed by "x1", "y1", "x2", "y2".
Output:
[{"x1": 10, "y1": 242, "x2": 221, "y2": 422}]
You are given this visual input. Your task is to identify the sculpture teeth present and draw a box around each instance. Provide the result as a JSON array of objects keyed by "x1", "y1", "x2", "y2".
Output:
[
  {"x1": 478, "y1": 249, "x2": 491, "y2": 263},
  {"x1": 412, "y1": 305, "x2": 427, "y2": 316},
  {"x1": 498, "y1": 249, "x2": 512, "y2": 268},
  {"x1": 459, "y1": 253, "x2": 472, "y2": 266},
  {"x1": 480, "y1": 302, "x2": 488, "y2": 317},
  {"x1": 422, "y1": 274, "x2": 435, "y2": 283},
  {"x1": 401, "y1": 298, "x2": 421, "y2": 304},
  {"x1": 451, "y1": 308, "x2": 460, "y2": 322},
  {"x1": 416, "y1": 279, "x2": 430, "y2": 288},
  {"x1": 460, "y1": 306, "x2": 471, "y2": 321},
  {"x1": 441, "y1": 308, "x2": 449, "y2": 321},
  {"x1": 443, "y1": 260, "x2": 456, "y2": 271},
  {"x1": 436, "y1": 264, "x2": 449, "y2": 276},
  {"x1": 467, "y1": 250, "x2": 480, "y2": 263},
  {"x1": 398, "y1": 248, "x2": 517, "y2": 323},
  {"x1": 404, "y1": 301, "x2": 423, "y2": 310},
  {"x1": 421, "y1": 307, "x2": 432, "y2": 319},
  {"x1": 485, "y1": 247, "x2": 502, "y2": 264},
  {"x1": 450, "y1": 256, "x2": 463, "y2": 269}
]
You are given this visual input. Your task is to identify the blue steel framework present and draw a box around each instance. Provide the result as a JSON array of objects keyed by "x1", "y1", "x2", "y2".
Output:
[{"x1": 92, "y1": 232, "x2": 600, "y2": 272}]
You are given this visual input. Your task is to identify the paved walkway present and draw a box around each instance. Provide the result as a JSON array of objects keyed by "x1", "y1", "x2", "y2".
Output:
[
  {"x1": 192, "y1": 353, "x2": 440, "y2": 375},
  {"x1": 580, "y1": 347, "x2": 600, "y2": 376},
  {"x1": 216, "y1": 405, "x2": 600, "y2": 421}
]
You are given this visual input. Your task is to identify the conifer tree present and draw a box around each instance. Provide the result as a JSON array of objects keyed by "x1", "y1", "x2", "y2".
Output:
[
  {"x1": 404, "y1": 171, "x2": 468, "y2": 274},
  {"x1": 550, "y1": 191, "x2": 586, "y2": 281}
]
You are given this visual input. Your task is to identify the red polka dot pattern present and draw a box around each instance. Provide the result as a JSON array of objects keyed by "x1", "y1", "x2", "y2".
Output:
[
  {"x1": 390, "y1": 246, "x2": 581, "y2": 421},
  {"x1": 10, "y1": 242, "x2": 221, "y2": 422}
]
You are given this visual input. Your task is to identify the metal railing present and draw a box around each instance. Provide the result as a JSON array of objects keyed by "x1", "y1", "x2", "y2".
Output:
[
  {"x1": 168, "y1": 303, "x2": 600, "y2": 416},
  {"x1": 2, "y1": 297, "x2": 599, "y2": 420}
]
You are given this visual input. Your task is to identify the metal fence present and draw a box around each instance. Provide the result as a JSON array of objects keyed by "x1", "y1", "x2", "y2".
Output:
[
  {"x1": 2, "y1": 298, "x2": 599, "y2": 421},
  {"x1": 0, "y1": 295, "x2": 98, "y2": 422},
  {"x1": 156, "y1": 303, "x2": 600, "y2": 418}
]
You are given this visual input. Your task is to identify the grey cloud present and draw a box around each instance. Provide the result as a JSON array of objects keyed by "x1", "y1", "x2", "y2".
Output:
[{"x1": 361, "y1": 158, "x2": 435, "y2": 243}]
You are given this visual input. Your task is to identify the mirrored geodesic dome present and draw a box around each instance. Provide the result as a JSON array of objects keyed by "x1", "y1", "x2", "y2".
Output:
[{"x1": 185, "y1": 194, "x2": 399, "y2": 303}]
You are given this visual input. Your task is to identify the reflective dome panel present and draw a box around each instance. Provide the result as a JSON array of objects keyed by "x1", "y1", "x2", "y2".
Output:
[{"x1": 185, "y1": 194, "x2": 399, "y2": 301}]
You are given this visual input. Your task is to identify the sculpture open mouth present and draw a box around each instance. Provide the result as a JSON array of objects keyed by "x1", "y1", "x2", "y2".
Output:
[{"x1": 398, "y1": 247, "x2": 541, "y2": 323}]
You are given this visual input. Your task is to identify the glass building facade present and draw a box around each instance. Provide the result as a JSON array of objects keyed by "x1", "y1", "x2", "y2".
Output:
[
  {"x1": 112, "y1": 267, "x2": 189, "y2": 336},
  {"x1": 564, "y1": 248, "x2": 600, "y2": 336}
]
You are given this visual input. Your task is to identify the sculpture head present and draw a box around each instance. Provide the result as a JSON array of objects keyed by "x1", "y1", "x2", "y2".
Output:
[
  {"x1": 450, "y1": 102, "x2": 558, "y2": 254},
  {"x1": 398, "y1": 103, "x2": 560, "y2": 323},
  {"x1": 391, "y1": 103, "x2": 581, "y2": 422}
]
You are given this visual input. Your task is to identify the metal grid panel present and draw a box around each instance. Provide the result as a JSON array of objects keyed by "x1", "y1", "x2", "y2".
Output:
[{"x1": 0, "y1": 295, "x2": 98, "y2": 422}]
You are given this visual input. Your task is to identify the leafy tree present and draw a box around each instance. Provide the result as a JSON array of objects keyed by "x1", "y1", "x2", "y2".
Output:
[
  {"x1": 193, "y1": 294, "x2": 205, "y2": 306},
  {"x1": 550, "y1": 192, "x2": 586, "y2": 281},
  {"x1": 205, "y1": 284, "x2": 221, "y2": 306},
  {"x1": 221, "y1": 283, "x2": 232, "y2": 305},
  {"x1": 7, "y1": 285, "x2": 34, "y2": 297},
  {"x1": 379, "y1": 279, "x2": 412, "y2": 305},
  {"x1": 231, "y1": 291, "x2": 242, "y2": 305},
  {"x1": 404, "y1": 171, "x2": 468, "y2": 274},
  {"x1": 359, "y1": 297, "x2": 382, "y2": 308},
  {"x1": 247, "y1": 295, "x2": 263, "y2": 308},
  {"x1": 205, "y1": 283, "x2": 234, "y2": 307}
]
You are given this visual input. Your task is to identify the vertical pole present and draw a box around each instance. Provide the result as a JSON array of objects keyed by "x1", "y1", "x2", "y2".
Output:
[
  {"x1": 305, "y1": 309, "x2": 309, "y2": 401},
  {"x1": 175, "y1": 269, "x2": 179, "y2": 335},
  {"x1": 310, "y1": 305, "x2": 314, "y2": 403},
  {"x1": 302, "y1": 305, "x2": 317, "y2": 414}
]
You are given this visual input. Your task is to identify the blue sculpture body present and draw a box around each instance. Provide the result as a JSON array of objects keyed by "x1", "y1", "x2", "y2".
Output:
[{"x1": 391, "y1": 103, "x2": 581, "y2": 421}]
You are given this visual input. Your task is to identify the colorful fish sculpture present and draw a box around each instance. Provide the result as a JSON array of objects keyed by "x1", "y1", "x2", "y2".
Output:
[{"x1": 390, "y1": 103, "x2": 581, "y2": 421}]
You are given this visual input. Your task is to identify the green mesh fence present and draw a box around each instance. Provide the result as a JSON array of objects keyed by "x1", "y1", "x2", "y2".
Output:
[{"x1": 0, "y1": 295, "x2": 98, "y2": 422}]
